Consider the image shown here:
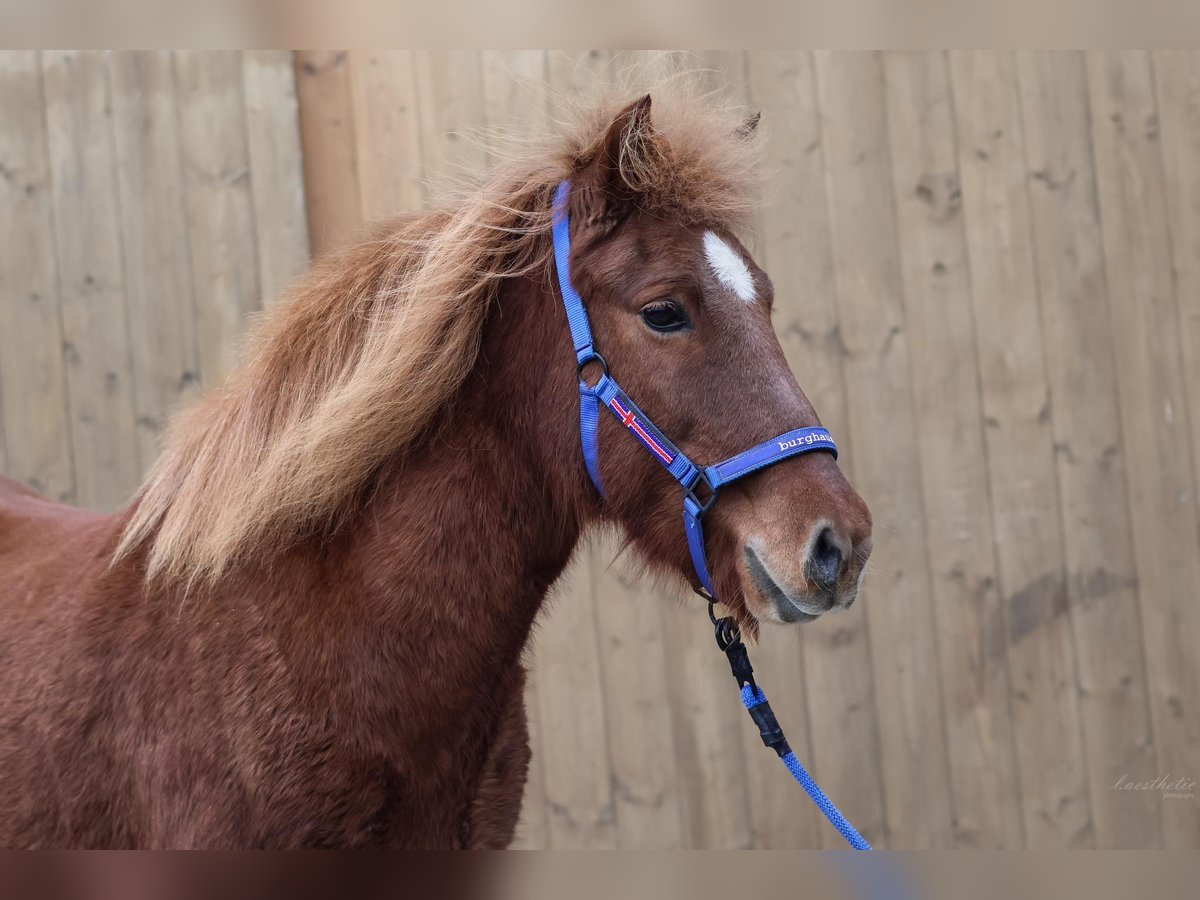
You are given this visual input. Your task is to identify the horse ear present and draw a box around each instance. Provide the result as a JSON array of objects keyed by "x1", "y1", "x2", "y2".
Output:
[
  {"x1": 574, "y1": 94, "x2": 656, "y2": 231},
  {"x1": 736, "y1": 111, "x2": 761, "y2": 139}
]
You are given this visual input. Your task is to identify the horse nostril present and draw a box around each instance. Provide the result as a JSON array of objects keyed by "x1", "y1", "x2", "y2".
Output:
[{"x1": 807, "y1": 526, "x2": 846, "y2": 590}]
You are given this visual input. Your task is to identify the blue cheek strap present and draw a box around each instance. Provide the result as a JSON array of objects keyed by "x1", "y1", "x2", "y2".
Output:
[{"x1": 552, "y1": 180, "x2": 837, "y2": 599}]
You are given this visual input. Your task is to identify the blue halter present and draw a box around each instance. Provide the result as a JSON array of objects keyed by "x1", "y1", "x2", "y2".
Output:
[
  {"x1": 551, "y1": 180, "x2": 873, "y2": 851},
  {"x1": 551, "y1": 180, "x2": 838, "y2": 600}
]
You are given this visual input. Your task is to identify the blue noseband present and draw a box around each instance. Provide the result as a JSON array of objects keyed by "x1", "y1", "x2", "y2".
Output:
[{"x1": 551, "y1": 180, "x2": 838, "y2": 601}]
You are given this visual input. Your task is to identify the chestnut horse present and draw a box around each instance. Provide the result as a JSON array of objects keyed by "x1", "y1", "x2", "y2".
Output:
[{"x1": 0, "y1": 90, "x2": 871, "y2": 848}]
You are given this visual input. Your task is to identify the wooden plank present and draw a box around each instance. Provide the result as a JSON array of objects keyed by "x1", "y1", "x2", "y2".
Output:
[
  {"x1": 636, "y1": 50, "x2": 754, "y2": 850},
  {"x1": 743, "y1": 50, "x2": 844, "y2": 850},
  {"x1": 1086, "y1": 50, "x2": 1200, "y2": 848},
  {"x1": 700, "y1": 48, "x2": 823, "y2": 850},
  {"x1": 813, "y1": 50, "x2": 954, "y2": 849},
  {"x1": 0, "y1": 51, "x2": 74, "y2": 502},
  {"x1": 173, "y1": 51, "x2": 259, "y2": 387},
  {"x1": 413, "y1": 50, "x2": 489, "y2": 192},
  {"x1": 0, "y1": 373, "x2": 7, "y2": 476},
  {"x1": 523, "y1": 52, "x2": 620, "y2": 851},
  {"x1": 480, "y1": 50, "x2": 550, "y2": 153},
  {"x1": 531, "y1": 559, "x2": 617, "y2": 848},
  {"x1": 477, "y1": 49, "x2": 554, "y2": 850},
  {"x1": 882, "y1": 50, "x2": 1023, "y2": 848},
  {"x1": 591, "y1": 538, "x2": 685, "y2": 848},
  {"x1": 293, "y1": 51, "x2": 362, "y2": 257},
  {"x1": 108, "y1": 51, "x2": 201, "y2": 471},
  {"x1": 545, "y1": 49, "x2": 617, "y2": 101},
  {"x1": 1153, "y1": 49, "x2": 1200, "y2": 597},
  {"x1": 948, "y1": 50, "x2": 1092, "y2": 848},
  {"x1": 241, "y1": 51, "x2": 310, "y2": 305},
  {"x1": 347, "y1": 51, "x2": 424, "y2": 220},
  {"x1": 544, "y1": 50, "x2": 684, "y2": 851},
  {"x1": 509, "y1": 653, "x2": 549, "y2": 849},
  {"x1": 40, "y1": 51, "x2": 140, "y2": 512},
  {"x1": 1016, "y1": 50, "x2": 1162, "y2": 849}
]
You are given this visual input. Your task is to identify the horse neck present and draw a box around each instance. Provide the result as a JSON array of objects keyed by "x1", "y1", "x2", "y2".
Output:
[
  {"x1": 358, "y1": 266, "x2": 591, "y2": 620},
  {"x1": 246, "y1": 267, "x2": 592, "y2": 744}
]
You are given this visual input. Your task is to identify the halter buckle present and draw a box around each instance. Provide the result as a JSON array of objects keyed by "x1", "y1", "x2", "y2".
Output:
[{"x1": 683, "y1": 470, "x2": 720, "y2": 517}]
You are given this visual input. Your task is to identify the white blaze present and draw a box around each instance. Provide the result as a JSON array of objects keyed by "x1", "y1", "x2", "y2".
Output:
[{"x1": 703, "y1": 231, "x2": 756, "y2": 304}]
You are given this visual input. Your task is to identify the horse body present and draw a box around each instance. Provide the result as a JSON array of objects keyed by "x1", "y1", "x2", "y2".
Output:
[
  {"x1": 0, "y1": 88, "x2": 872, "y2": 848},
  {"x1": 0, "y1": 268, "x2": 583, "y2": 848}
]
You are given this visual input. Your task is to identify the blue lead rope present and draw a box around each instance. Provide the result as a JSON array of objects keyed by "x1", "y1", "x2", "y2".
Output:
[{"x1": 741, "y1": 685, "x2": 872, "y2": 850}]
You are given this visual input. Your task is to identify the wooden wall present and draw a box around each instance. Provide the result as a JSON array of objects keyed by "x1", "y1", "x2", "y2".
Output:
[
  {"x1": 2, "y1": 50, "x2": 1198, "y2": 849},
  {"x1": 0, "y1": 50, "x2": 309, "y2": 510}
]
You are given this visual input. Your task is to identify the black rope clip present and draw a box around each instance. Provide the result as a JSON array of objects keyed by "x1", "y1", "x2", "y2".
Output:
[{"x1": 704, "y1": 593, "x2": 757, "y2": 693}]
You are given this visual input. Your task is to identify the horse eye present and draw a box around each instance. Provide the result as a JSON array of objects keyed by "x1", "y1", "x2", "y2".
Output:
[{"x1": 640, "y1": 301, "x2": 690, "y2": 333}]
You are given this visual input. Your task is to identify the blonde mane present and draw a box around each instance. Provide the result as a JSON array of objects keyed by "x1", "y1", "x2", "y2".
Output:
[{"x1": 117, "y1": 74, "x2": 765, "y2": 583}]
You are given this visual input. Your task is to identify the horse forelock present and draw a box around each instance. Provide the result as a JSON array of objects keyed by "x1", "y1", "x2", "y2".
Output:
[{"x1": 115, "y1": 69, "x2": 765, "y2": 585}]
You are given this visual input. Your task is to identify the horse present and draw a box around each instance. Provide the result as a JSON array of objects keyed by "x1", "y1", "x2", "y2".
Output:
[{"x1": 0, "y1": 86, "x2": 872, "y2": 849}]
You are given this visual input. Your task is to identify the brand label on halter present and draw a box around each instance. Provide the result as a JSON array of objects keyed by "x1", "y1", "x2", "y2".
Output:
[{"x1": 778, "y1": 433, "x2": 835, "y2": 452}]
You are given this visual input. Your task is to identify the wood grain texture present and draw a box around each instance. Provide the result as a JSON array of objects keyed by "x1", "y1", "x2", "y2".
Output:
[
  {"x1": 744, "y1": 49, "x2": 851, "y2": 850},
  {"x1": 646, "y1": 51, "x2": 754, "y2": 851},
  {"x1": 882, "y1": 50, "x2": 1023, "y2": 848},
  {"x1": 348, "y1": 51, "x2": 424, "y2": 219},
  {"x1": 1016, "y1": 49, "x2": 1161, "y2": 849},
  {"x1": 293, "y1": 51, "x2": 361, "y2": 257},
  {"x1": 108, "y1": 51, "x2": 200, "y2": 470},
  {"x1": 0, "y1": 51, "x2": 74, "y2": 503},
  {"x1": 174, "y1": 51, "x2": 258, "y2": 386},
  {"x1": 40, "y1": 51, "x2": 140, "y2": 510},
  {"x1": 7, "y1": 50, "x2": 1199, "y2": 849},
  {"x1": 950, "y1": 51, "x2": 1093, "y2": 848},
  {"x1": 241, "y1": 51, "x2": 310, "y2": 306},
  {"x1": 814, "y1": 50, "x2": 953, "y2": 848},
  {"x1": 1086, "y1": 50, "x2": 1200, "y2": 848}
]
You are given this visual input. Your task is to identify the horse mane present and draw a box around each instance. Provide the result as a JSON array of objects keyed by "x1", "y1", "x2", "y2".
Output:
[{"x1": 117, "y1": 71, "x2": 766, "y2": 583}]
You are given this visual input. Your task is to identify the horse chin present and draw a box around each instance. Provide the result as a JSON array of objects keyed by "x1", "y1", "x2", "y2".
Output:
[{"x1": 741, "y1": 542, "x2": 832, "y2": 626}]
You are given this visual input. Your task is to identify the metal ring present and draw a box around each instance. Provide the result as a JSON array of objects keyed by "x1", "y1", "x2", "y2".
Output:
[{"x1": 576, "y1": 352, "x2": 608, "y2": 389}]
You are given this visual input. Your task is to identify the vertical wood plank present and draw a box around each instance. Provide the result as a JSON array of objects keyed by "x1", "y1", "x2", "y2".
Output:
[
  {"x1": 347, "y1": 51, "x2": 424, "y2": 219},
  {"x1": 637, "y1": 50, "x2": 754, "y2": 850},
  {"x1": 480, "y1": 50, "x2": 550, "y2": 150},
  {"x1": 1016, "y1": 50, "x2": 1162, "y2": 849},
  {"x1": 1087, "y1": 50, "x2": 1200, "y2": 848},
  {"x1": 591, "y1": 540, "x2": 685, "y2": 848},
  {"x1": 0, "y1": 51, "x2": 74, "y2": 501},
  {"x1": 477, "y1": 49, "x2": 556, "y2": 850},
  {"x1": 536, "y1": 50, "x2": 683, "y2": 850},
  {"x1": 293, "y1": 51, "x2": 362, "y2": 257},
  {"x1": 108, "y1": 51, "x2": 200, "y2": 471},
  {"x1": 531, "y1": 561, "x2": 617, "y2": 848},
  {"x1": 701, "y1": 49, "x2": 817, "y2": 850},
  {"x1": 509, "y1": 650, "x2": 550, "y2": 849},
  {"x1": 743, "y1": 49, "x2": 840, "y2": 850},
  {"x1": 813, "y1": 50, "x2": 954, "y2": 849},
  {"x1": 413, "y1": 51, "x2": 489, "y2": 189},
  {"x1": 883, "y1": 50, "x2": 1023, "y2": 848},
  {"x1": 949, "y1": 50, "x2": 1092, "y2": 847},
  {"x1": 476, "y1": 48, "x2": 553, "y2": 850},
  {"x1": 40, "y1": 50, "x2": 140, "y2": 511},
  {"x1": 174, "y1": 51, "x2": 259, "y2": 387},
  {"x1": 546, "y1": 49, "x2": 697, "y2": 849},
  {"x1": 1153, "y1": 50, "x2": 1200, "y2": 576},
  {"x1": 242, "y1": 50, "x2": 310, "y2": 304},
  {"x1": 524, "y1": 53, "x2": 619, "y2": 851}
]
